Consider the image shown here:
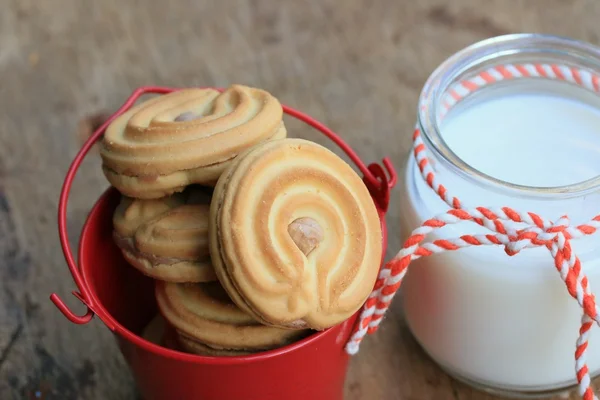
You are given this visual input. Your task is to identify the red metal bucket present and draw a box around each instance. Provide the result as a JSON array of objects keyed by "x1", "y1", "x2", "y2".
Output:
[{"x1": 50, "y1": 86, "x2": 396, "y2": 400}]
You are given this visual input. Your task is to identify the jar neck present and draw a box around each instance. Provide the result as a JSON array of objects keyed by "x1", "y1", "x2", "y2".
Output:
[{"x1": 417, "y1": 33, "x2": 600, "y2": 201}]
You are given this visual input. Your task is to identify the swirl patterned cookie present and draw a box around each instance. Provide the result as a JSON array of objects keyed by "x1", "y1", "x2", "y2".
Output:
[
  {"x1": 141, "y1": 314, "x2": 168, "y2": 346},
  {"x1": 141, "y1": 314, "x2": 183, "y2": 352},
  {"x1": 155, "y1": 281, "x2": 308, "y2": 356},
  {"x1": 209, "y1": 138, "x2": 383, "y2": 330},
  {"x1": 113, "y1": 187, "x2": 216, "y2": 283},
  {"x1": 101, "y1": 84, "x2": 287, "y2": 199}
]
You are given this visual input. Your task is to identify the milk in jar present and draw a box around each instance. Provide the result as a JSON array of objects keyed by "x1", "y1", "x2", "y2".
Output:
[{"x1": 400, "y1": 34, "x2": 600, "y2": 397}]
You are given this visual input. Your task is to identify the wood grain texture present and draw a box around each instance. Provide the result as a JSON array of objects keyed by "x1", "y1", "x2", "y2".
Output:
[{"x1": 1, "y1": 0, "x2": 599, "y2": 398}]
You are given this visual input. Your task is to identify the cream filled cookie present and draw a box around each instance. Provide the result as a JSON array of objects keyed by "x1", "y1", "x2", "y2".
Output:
[
  {"x1": 101, "y1": 84, "x2": 287, "y2": 199},
  {"x1": 209, "y1": 138, "x2": 383, "y2": 330},
  {"x1": 141, "y1": 314, "x2": 182, "y2": 351},
  {"x1": 141, "y1": 314, "x2": 168, "y2": 346},
  {"x1": 155, "y1": 281, "x2": 308, "y2": 356},
  {"x1": 113, "y1": 187, "x2": 216, "y2": 282}
]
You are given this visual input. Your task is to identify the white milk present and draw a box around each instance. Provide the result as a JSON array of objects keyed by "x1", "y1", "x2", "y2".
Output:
[{"x1": 401, "y1": 85, "x2": 600, "y2": 391}]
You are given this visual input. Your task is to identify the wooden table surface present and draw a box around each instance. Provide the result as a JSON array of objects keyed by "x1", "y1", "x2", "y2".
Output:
[{"x1": 2, "y1": 0, "x2": 600, "y2": 399}]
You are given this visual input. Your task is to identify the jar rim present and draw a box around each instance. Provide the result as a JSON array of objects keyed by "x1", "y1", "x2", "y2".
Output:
[{"x1": 417, "y1": 33, "x2": 600, "y2": 199}]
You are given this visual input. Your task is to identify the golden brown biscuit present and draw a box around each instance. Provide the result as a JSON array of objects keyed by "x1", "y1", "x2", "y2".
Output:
[
  {"x1": 177, "y1": 336, "x2": 254, "y2": 357},
  {"x1": 113, "y1": 187, "x2": 216, "y2": 282},
  {"x1": 141, "y1": 314, "x2": 167, "y2": 346},
  {"x1": 161, "y1": 325, "x2": 251, "y2": 356},
  {"x1": 142, "y1": 314, "x2": 183, "y2": 352},
  {"x1": 209, "y1": 138, "x2": 383, "y2": 330},
  {"x1": 155, "y1": 281, "x2": 309, "y2": 355},
  {"x1": 100, "y1": 84, "x2": 287, "y2": 199}
]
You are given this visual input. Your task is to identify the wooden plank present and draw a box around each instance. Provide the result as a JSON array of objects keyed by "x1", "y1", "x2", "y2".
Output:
[{"x1": 1, "y1": 0, "x2": 599, "y2": 398}]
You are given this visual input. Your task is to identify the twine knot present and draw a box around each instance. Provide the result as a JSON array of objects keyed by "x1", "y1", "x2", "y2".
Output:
[{"x1": 503, "y1": 215, "x2": 571, "y2": 256}]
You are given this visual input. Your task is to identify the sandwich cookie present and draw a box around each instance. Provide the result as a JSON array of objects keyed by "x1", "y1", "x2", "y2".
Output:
[
  {"x1": 155, "y1": 281, "x2": 309, "y2": 356},
  {"x1": 141, "y1": 314, "x2": 168, "y2": 346},
  {"x1": 101, "y1": 84, "x2": 287, "y2": 199},
  {"x1": 209, "y1": 138, "x2": 383, "y2": 330},
  {"x1": 141, "y1": 314, "x2": 181, "y2": 351},
  {"x1": 113, "y1": 187, "x2": 216, "y2": 282}
]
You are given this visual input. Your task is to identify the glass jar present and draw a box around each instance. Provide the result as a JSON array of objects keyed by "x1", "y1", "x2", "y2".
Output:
[{"x1": 400, "y1": 34, "x2": 600, "y2": 397}]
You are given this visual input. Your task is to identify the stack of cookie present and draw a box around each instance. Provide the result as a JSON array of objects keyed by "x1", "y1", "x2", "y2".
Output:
[{"x1": 100, "y1": 84, "x2": 383, "y2": 356}]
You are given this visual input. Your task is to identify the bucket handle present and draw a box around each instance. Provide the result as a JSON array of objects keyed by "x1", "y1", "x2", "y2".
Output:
[{"x1": 50, "y1": 86, "x2": 397, "y2": 325}]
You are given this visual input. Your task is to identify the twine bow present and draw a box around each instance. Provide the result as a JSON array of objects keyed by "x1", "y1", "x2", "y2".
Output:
[{"x1": 347, "y1": 128, "x2": 600, "y2": 400}]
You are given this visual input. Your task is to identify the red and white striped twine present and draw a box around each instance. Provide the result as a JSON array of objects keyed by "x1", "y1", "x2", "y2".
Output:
[{"x1": 346, "y1": 63, "x2": 600, "y2": 400}]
